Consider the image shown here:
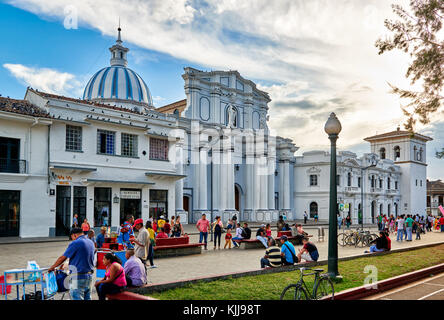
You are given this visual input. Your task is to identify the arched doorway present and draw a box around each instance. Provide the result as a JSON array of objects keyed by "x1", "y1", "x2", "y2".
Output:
[
  {"x1": 387, "y1": 204, "x2": 391, "y2": 216},
  {"x1": 371, "y1": 201, "x2": 376, "y2": 224},
  {"x1": 358, "y1": 203, "x2": 362, "y2": 225},
  {"x1": 394, "y1": 202, "x2": 398, "y2": 217},
  {"x1": 183, "y1": 195, "x2": 191, "y2": 222},
  {"x1": 235, "y1": 185, "x2": 240, "y2": 212},
  {"x1": 310, "y1": 202, "x2": 318, "y2": 218}
]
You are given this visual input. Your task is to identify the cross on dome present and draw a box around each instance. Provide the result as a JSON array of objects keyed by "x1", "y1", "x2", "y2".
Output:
[{"x1": 109, "y1": 23, "x2": 129, "y2": 67}]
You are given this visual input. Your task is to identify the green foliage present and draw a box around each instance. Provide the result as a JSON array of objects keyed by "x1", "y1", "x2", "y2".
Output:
[
  {"x1": 375, "y1": 0, "x2": 444, "y2": 137},
  {"x1": 148, "y1": 244, "x2": 444, "y2": 300}
]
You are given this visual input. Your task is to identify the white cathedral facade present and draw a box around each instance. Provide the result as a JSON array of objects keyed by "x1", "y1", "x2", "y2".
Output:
[{"x1": 0, "y1": 28, "x2": 432, "y2": 238}]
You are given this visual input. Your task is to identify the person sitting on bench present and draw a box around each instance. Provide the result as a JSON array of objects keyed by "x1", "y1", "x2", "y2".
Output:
[
  {"x1": 256, "y1": 224, "x2": 269, "y2": 248},
  {"x1": 241, "y1": 222, "x2": 252, "y2": 239},
  {"x1": 297, "y1": 237, "x2": 319, "y2": 262},
  {"x1": 260, "y1": 238, "x2": 282, "y2": 268},
  {"x1": 366, "y1": 231, "x2": 388, "y2": 253},
  {"x1": 280, "y1": 235, "x2": 298, "y2": 265},
  {"x1": 123, "y1": 249, "x2": 146, "y2": 287}
]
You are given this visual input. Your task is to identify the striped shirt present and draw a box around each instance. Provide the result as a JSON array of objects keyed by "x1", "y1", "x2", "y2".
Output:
[{"x1": 265, "y1": 246, "x2": 282, "y2": 267}]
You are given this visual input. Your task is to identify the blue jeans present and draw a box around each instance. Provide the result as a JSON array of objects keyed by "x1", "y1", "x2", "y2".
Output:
[
  {"x1": 406, "y1": 227, "x2": 412, "y2": 241},
  {"x1": 397, "y1": 229, "x2": 404, "y2": 241},
  {"x1": 199, "y1": 232, "x2": 208, "y2": 244},
  {"x1": 441, "y1": 225, "x2": 444, "y2": 232},
  {"x1": 257, "y1": 236, "x2": 268, "y2": 248},
  {"x1": 260, "y1": 258, "x2": 271, "y2": 268},
  {"x1": 70, "y1": 276, "x2": 93, "y2": 300},
  {"x1": 370, "y1": 245, "x2": 384, "y2": 253},
  {"x1": 232, "y1": 236, "x2": 242, "y2": 247}
]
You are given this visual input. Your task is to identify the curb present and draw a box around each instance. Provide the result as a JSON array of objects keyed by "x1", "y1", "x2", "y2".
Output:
[
  {"x1": 328, "y1": 263, "x2": 444, "y2": 300},
  {"x1": 129, "y1": 241, "x2": 444, "y2": 297}
]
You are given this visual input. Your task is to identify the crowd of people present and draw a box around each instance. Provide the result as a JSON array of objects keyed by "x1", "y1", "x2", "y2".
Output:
[{"x1": 47, "y1": 210, "x2": 443, "y2": 300}]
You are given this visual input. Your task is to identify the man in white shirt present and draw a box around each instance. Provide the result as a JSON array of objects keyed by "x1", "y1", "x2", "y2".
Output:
[
  {"x1": 132, "y1": 218, "x2": 150, "y2": 270},
  {"x1": 396, "y1": 216, "x2": 405, "y2": 242}
]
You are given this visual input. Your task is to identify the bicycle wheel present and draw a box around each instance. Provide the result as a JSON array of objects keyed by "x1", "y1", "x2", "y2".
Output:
[
  {"x1": 337, "y1": 233, "x2": 347, "y2": 246},
  {"x1": 345, "y1": 234, "x2": 355, "y2": 246},
  {"x1": 280, "y1": 284, "x2": 310, "y2": 300},
  {"x1": 314, "y1": 276, "x2": 335, "y2": 300}
]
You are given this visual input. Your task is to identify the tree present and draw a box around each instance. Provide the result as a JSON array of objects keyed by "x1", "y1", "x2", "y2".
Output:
[{"x1": 375, "y1": 0, "x2": 444, "y2": 158}]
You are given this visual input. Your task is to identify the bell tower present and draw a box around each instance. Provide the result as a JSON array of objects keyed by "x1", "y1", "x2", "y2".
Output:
[{"x1": 364, "y1": 127, "x2": 433, "y2": 216}]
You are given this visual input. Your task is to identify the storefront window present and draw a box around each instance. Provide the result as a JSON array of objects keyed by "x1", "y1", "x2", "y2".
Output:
[
  {"x1": 120, "y1": 188, "x2": 141, "y2": 225},
  {"x1": 73, "y1": 186, "x2": 87, "y2": 223},
  {"x1": 149, "y1": 190, "x2": 168, "y2": 220},
  {"x1": 94, "y1": 187, "x2": 111, "y2": 227},
  {"x1": 0, "y1": 190, "x2": 20, "y2": 237}
]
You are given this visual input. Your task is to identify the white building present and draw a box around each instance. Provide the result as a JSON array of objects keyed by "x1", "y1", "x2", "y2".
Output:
[{"x1": 0, "y1": 27, "x2": 433, "y2": 238}]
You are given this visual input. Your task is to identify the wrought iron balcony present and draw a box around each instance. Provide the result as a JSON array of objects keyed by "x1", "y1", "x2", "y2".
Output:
[{"x1": 0, "y1": 158, "x2": 27, "y2": 174}]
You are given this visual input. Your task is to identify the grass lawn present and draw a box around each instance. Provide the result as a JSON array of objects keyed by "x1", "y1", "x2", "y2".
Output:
[{"x1": 148, "y1": 244, "x2": 444, "y2": 300}]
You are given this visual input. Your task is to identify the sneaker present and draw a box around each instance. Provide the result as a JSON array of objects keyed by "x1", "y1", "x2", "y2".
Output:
[{"x1": 150, "y1": 265, "x2": 158, "y2": 269}]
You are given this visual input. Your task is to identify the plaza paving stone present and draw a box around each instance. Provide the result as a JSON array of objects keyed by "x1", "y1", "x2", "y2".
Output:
[{"x1": 1, "y1": 228, "x2": 443, "y2": 300}]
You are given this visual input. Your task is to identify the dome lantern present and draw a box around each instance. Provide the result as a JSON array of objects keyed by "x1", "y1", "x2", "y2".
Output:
[{"x1": 82, "y1": 24, "x2": 154, "y2": 111}]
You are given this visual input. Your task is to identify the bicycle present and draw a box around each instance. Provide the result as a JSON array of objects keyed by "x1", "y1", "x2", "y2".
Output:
[{"x1": 280, "y1": 267, "x2": 334, "y2": 300}]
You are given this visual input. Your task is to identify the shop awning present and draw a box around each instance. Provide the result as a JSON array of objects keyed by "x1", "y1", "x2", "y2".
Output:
[
  {"x1": 145, "y1": 171, "x2": 187, "y2": 181},
  {"x1": 50, "y1": 165, "x2": 97, "y2": 173},
  {"x1": 81, "y1": 178, "x2": 155, "y2": 186}
]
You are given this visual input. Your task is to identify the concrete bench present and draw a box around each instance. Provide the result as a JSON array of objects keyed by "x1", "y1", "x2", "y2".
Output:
[{"x1": 153, "y1": 236, "x2": 204, "y2": 258}]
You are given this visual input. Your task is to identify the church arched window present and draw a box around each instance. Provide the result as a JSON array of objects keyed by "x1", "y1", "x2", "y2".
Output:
[
  {"x1": 394, "y1": 146, "x2": 401, "y2": 160},
  {"x1": 380, "y1": 148, "x2": 386, "y2": 159},
  {"x1": 419, "y1": 148, "x2": 423, "y2": 161},
  {"x1": 347, "y1": 172, "x2": 352, "y2": 187}
]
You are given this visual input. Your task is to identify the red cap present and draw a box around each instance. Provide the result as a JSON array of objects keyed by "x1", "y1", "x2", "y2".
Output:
[{"x1": 133, "y1": 218, "x2": 143, "y2": 227}]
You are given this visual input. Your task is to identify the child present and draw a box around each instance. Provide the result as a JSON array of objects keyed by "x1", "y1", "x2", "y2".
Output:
[
  {"x1": 224, "y1": 228, "x2": 233, "y2": 249},
  {"x1": 416, "y1": 222, "x2": 422, "y2": 240},
  {"x1": 265, "y1": 224, "x2": 272, "y2": 237},
  {"x1": 164, "y1": 219, "x2": 171, "y2": 237}
]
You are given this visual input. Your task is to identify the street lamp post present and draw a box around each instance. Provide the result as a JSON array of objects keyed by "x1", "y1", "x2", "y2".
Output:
[{"x1": 324, "y1": 113, "x2": 343, "y2": 281}]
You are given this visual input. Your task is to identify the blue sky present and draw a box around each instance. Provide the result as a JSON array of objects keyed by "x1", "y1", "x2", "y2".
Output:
[{"x1": 1, "y1": 0, "x2": 442, "y2": 179}]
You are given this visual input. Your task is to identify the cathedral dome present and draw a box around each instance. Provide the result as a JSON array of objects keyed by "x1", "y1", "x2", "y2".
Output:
[{"x1": 82, "y1": 27, "x2": 153, "y2": 111}]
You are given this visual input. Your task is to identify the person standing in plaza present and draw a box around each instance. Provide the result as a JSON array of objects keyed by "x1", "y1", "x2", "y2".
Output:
[
  {"x1": 345, "y1": 215, "x2": 351, "y2": 229},
  {"x1": 337, "y1": 213, "x2": 342, "y2": 229},
  {"x1": 145, "y1": 221, "x2": 157, "y2": 268},
  {"x1": 48, "y1": 228, "x2": 95, "y2": 300},
  {"x1": 172, "y1": 216, "x2": 184, "y2": 237},
  {"x1": 440, "y1": 215, "x2": 444, "y2": 232},
  {"x1": 118, "y1": 215, "x2": 135, "y2": 249},
  {"x1": 212, "y1": 216, "x2": 223, "y2": 250},
  {"x1": 224, "y1": 228, "x2": 233, "y2": 249},
  {"x1": 405, "y1": 214, "x2": 414, "y2": 241},
  {"x1": 96, "y1": 226, "x2": 107, "y2": 249},
  {"x1": 196, "y1": 213, "x2": 210, "y2": 250},
  {"x1": 72, "y1": 214, "x2": 79, "y2": 228},
  {"x1": 396, "y1": 215, "x2": 405, "y2": 242},
  {"x1": 303, "y1": 211, "x2": 308, "y2": 224},
  {"x1": 81, "y1": 219, "x2": 90, "y2": 235},
  {"x1": 163, "y1": 219, "x2": 171, "y2": 237},
  {"x1": 132, "y1": 218, "x2": 150, "y2": 269}
]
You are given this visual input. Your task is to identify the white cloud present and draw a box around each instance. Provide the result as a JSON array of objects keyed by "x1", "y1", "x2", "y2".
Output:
[
  {"x1": 3, "y1": 63, "x2": 84, "y2": 97},
  {"x1": 6, "y1": 0, "x2": 443, "y2": 176}
]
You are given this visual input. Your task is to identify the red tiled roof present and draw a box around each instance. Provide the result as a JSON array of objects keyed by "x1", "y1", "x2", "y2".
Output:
[
  {"x1": 28, "y1": 88, "x2": 144, "y2": 116},
  {"x1": 364, "y1": 129, "x2": 433, "y2": 142},
  {"x1": 0, "y1": 96, "x2": 51, "y2": 118}
]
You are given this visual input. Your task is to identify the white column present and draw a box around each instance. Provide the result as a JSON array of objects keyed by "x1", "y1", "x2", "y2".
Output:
[
  {"x1": 260, "y1": 156, "x2": 268, "y2": 210},
  {"x1": 198, "y1": 146, "x2": 208, "y2": 210},
  {"x1": 141, "y1": 186, "x2": 150, "y2": 222},
  {"x1": 245, "y1": 153, "x2": 254, "y2": 211},
  {"x1": 226, "y1": 146, "x2": 235, "y2": 210},
  {"x1": 175, "y1": 139, "x2": 185, "y2": 212},
  {"x1": 283, "y1": 161, "x2": 291, "y2": 210},
  {"x1": 268, "y1": 156, "x2": 276, "y2": 210},
  {"x1": 254, "y1": 155, "x2": 261, "y2": 210}
]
